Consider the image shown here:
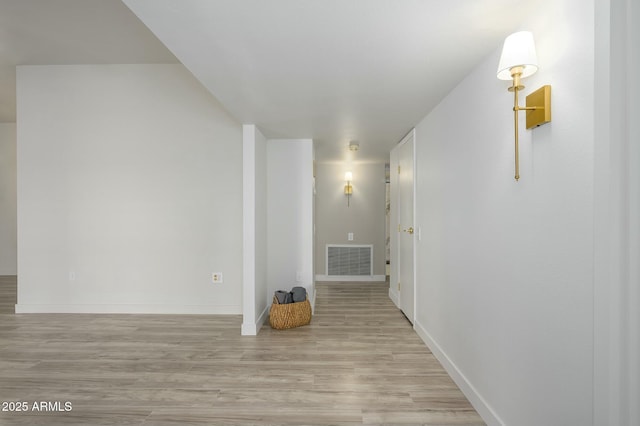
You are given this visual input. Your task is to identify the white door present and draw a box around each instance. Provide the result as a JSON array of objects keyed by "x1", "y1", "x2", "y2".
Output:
[{"x1": 397, "y1": 131, "x2": 415, "y2": 323}]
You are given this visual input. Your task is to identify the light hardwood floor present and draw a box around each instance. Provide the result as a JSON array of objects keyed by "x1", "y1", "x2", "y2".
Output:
[{"x1": 0, "y1": 276, "x2": 484, "y2": 425}]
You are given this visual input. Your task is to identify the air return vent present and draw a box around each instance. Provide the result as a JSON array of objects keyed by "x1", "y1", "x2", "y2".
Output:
[{"x1": 326, "y1": 244, "x2": 373, "y2": 276}]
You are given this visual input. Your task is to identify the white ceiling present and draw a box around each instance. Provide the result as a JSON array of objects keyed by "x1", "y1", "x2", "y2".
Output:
[{"x1": 1, "y1": 0, "x2": 543, "y2": 163}]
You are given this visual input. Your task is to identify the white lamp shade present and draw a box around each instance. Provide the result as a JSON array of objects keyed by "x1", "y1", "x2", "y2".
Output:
[
  {"x1": 344, "y1": 171, "x2": 353, "y2": 181},
  {"x1": 497, "y1": 31, "x2": 539, "y2": 80}
]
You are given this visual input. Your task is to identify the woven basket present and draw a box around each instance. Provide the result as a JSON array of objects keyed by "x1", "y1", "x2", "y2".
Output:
[{"x1": 269, "y1": 296, "x2": 312, "y2": 330}]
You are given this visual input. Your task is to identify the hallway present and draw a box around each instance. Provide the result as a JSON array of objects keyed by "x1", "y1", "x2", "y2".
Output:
[{"x1": 0, "y1": 278, "x2": 483, "y2": 425}]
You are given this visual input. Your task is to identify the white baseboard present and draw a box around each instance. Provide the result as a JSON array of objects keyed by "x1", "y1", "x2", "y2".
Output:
[
  {"x1": 241, "y1": 322, "x2": 256, "y2": 335},
  {"x1": 15, "y1": 304, "x2": 242, "y2": 315},
  {"x1": 388, "y1": 288, "x2": 399, "y2": 308},
  {"x1": 413, "y1": 320, "x2": 504, "y2": 426},
  {"x1": 315, "y1": 274, "x2": 386, "y2": 282},
  {"x1": 310, "y1": 288, "x2": 317, "y2": 314},
  {"x1": 241, "y1": 303, "x2": 270, "y2": 336},
  {"x1": 256, "y1": 303, "x2": 269, "y2": 331}
]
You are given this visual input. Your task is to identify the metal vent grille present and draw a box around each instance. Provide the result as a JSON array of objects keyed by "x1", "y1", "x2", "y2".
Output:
[{"x1": 327, "y1": 245, "x2": 372, "y2": 276}]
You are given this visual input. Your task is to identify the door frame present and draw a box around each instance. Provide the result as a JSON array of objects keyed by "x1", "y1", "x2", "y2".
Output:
[{"x1": 389, "y1": 128, "x2": 416, "y2": 324}]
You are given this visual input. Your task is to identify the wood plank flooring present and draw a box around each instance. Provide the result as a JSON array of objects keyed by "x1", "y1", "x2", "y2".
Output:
[{"x1": 0, "y1": 276, "x2": 484, "y2": 425}]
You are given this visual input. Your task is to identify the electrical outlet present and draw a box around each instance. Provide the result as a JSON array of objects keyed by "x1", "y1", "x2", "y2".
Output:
[
  {"x1": 348, "y1": 232, "x2": 354, "y2": 241},
  {"x1": 212, "y1": 272, "x2": 223, "y2": 284}
]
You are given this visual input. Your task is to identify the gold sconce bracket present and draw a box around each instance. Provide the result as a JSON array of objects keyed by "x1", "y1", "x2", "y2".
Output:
[
  {"x1": 344, "y1": 183, "x2": 352, "y2": 207},
  {"x1": 525, "y1": 85, "x2": 551, "y2": 129},
  {"x1": 509, "y1": 83, "x2": 552, "y2": 181},
  {"x1": 344, "y1": 171, "x2": 353, "y2": 206}
]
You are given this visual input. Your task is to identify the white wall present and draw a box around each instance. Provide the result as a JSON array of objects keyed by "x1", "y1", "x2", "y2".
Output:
[
  {"x1": 0, "y1": 123, "x2": 17, "y2": 275},
  {"x1": 626, "y1": 1, "x2": 640, "y2": 420},
  {"x1": 315, "y1": 162, "x2": 387, "y2": 280},
  {"x1": 267, "y1": 139, "x2": 314, "y2": 303},
  {"x1": 16, "y1": 64, "x2": 243, "y2": 314},
  {"x1": 593, "y1": 0, "x2": 640, "y2": 424},
  {"x1": 242, "y1": 124, "x2": 269, "y2": 335},
  {"x1": 413, "y1": 1, "x2": 595, "y2": 425}
]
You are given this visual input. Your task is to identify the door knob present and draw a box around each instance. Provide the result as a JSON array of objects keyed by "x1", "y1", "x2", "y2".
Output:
[{"x1": 403, "y1": 227, "x2": 414, "y2": 234}]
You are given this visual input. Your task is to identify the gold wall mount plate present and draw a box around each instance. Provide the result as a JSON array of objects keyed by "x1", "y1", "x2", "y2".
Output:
[{"x1": 526, "y1": 85, "x2": 551, "y2": 129}]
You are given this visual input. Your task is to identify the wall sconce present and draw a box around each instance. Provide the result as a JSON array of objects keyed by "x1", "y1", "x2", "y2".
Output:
[
  {"x1": 497, "y1": 31, "x2": 551, "y2": 181},
  {"x1": 344, "y1": 171, "x2": 353, "y2": 206}
]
